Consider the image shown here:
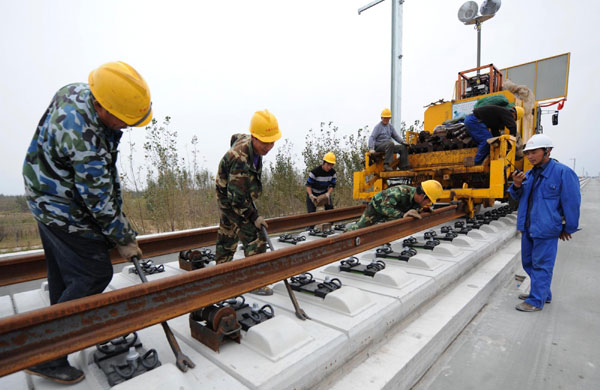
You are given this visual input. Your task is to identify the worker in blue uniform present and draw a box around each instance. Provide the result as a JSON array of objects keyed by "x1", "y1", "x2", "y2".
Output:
[
  {"x1": 464, "y1": 105, "x2": 523, "y2": 165},
  {"x1": 508, "y1": 134, "x2": 581, "y2": 312}
]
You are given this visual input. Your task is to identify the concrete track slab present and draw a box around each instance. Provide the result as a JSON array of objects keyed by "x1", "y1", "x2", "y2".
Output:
[
  {"x1": 12, "y1": 283, "x2": 49, "y2": 313},
  {"x1": 319, "y1": 261, "x2": 430, "y2": 300},
  {"x1": 326, "y1": 239, "x2": 522, "y2": 390},
  {"x1": 414, "y1": 179, "x2": 600, "y2": 390},
  {"x1": 0, "y1": 295, "x2": 14, "y2": 319},
  {"x1": 166, "y1": 304, "x2": 346, "y2": 390},
  {"x1": 77, "y1": 320, "x2": 250, "y2": 390},
  {"x1": 268, "y1": 281, "x2": 400, "y2": 338}
]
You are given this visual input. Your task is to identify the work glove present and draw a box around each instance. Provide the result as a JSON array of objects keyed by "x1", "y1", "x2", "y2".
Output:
[
  {"x1": 315, "y1": 194, "x2": 329, "y2": 207},
  {"x1": 118, "y1": 240, "x2": 143, "y2": 260},
  {"x1": 309, "y1": 194, "x2": 318, "y2": 206},
  {"x1": 254, "y1": 216, "x2": 268, "y2": 230},
  {"x1": 369, "y1": 149, "x2": 376, "y2": 155},
  {"x1": 403, "y1": 209, "x2": 422, "y2": 219}
]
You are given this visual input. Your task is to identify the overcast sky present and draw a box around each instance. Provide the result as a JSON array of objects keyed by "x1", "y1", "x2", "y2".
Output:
[{"x1": 1, "y1": 0, "x2": 598, "y2": 195}]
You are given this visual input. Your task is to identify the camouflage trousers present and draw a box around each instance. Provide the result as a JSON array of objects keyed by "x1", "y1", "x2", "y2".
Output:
[
  {"x1": 215, "y1": 208, "x2": 267, "y2": 264},
  {"x1": 346, "y1": 203, "x2": 385, "y2": 231}
]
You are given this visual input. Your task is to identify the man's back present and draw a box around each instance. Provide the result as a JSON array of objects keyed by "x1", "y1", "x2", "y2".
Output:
[
  {"x1": 372, "y1": 185, "x2": 416, "y2": 218},
  {"x1": 22, "y1": 83, "x2": 134, "y2": 245},
  {"x1": 472, "y1": 105, "x2": 516, "y2": 136}
]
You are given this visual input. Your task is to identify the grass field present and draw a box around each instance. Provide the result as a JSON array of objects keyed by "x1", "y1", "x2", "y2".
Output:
[{"x1": 0, "y1": 196, "x2": 41, "y2": 252}]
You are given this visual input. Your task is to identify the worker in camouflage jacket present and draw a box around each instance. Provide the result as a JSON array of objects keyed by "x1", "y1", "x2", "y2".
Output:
[
  {"x1": 347, "y1": 180, "x2": 443, "y2": 230},
  {"x1": 21, "y1": 62, "x2": 152, "y2": 385},
  {"x1": 215, "y1": 110, "x2": 281, "y2": 294}
]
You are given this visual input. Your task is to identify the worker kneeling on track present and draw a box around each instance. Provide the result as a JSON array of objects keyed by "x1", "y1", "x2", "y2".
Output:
[
  {"x1": 464, "y1": 105, "x2": 523, "y2": 165},
  {"x1": 22, "y1": 61, "x2": 152, "y2": 384},
  {"x1": 215, "y1": 110, "x2": 282, "y2": 295},
  {"x1": 347, "y1": 180, "x2": 443, "y2": 231},
  {"x1": 508, "y1": 134, "x2": 580, "y2": 312}
]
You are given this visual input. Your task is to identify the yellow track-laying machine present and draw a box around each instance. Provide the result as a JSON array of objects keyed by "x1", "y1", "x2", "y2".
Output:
[{"x1": 353, "y1": 53, "x2": 571, "y2": 216}]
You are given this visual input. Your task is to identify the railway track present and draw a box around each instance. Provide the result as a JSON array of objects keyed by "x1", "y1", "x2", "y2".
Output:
[
  {"x1": 0, "y1": 205, "x2": 465, "y2": 377},
  {"x1": 0, "y1": 205, "x2": 366, "y2": 287}
]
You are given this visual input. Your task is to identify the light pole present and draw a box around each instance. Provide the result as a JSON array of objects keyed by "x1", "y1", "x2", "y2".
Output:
[
  {"x1": 359, "y1": 0, "x2": 404, "y2": 130},
  {"x1": 457, "y1": 1, "x2": 501, "y2": 74}
]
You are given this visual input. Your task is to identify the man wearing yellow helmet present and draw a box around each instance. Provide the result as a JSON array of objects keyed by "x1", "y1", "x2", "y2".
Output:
[
  {"x1": 22, "y1": 61, "x2": 152, "y2": 384},
  {"x1": 347, "y1": 180, "x2": 443, "y2": 230},
  {"x1": 215, "y1": 110, "x2": 281, "y2": 294},
  {"x1": 368, "y1": 108, "x2": 409, "y2": 171},
  {"x1": 306, "y1": 152, "x2": 337, "y2": 213}
]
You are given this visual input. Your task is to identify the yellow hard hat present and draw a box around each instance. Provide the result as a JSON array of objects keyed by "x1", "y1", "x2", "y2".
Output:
[
  {"x1": 381, "y1": 108, "x2": 392, "y2": 118},
  {"x1": 89, "y1": 61, "x2": 153, "y2": 127},
  {"x1": 249, "y1": 109, "x2": 282, "y2": 143},
  {"x1": 420, "y1": 180, "x2": 443, "y2": 204},
  {"x1": 323, "y1": 152, "x2": 336, "y2": 164},
  {"x1": 513, "y1": 106, "x2": 524, "y2": 120}
]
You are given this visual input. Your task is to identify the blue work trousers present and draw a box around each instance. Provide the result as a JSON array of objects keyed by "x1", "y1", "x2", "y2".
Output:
[
  {"x1": 464, "y1": 114, "x2": 492, "y2": 164},
  {"x1": 37, "y1": 222, "x2": 113, "y2": 305},
  {"x1": 521, "y1": 229, "x2": 559, "y2": 308}
]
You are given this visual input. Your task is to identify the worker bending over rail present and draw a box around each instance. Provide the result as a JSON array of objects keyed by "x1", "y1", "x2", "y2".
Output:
[
  {"x1": 306, "y1": 152, "x2": 337, "y2": 213},
  {"x1": 215, "y1": 110, "x2": 281, "y2": 295},
  {"x1": 464, "y1": 105, "x2": 523, "y2": 165},
  {"x1": 368, "y1": 108, "x2": 409, "y2": 171},
  {"x1": 22, "y1": 61, "x2": 152, "y2": 384},
  {"x1": 347, "y1": 180, "x2": 443, "y2": 231},
  {"x1": 509, "y1": 134, "x2": 580, "y2": 312}
]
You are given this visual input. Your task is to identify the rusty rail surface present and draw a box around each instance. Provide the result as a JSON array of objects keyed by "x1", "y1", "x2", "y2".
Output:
[
  {"x1": 0, "y1": 205, "x2": 366, "y2": 287},
  {"x1": 0, "y1": 205, "x2": 464, "y2": 377}
]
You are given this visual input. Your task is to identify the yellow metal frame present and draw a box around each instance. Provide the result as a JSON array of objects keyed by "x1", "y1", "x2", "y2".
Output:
[
  {"x1": 354, "y1": 54, "x2": 569, "y2": 216},
  {"x1": 353, "y1": 135, "x2": 517, "y2": 216}
]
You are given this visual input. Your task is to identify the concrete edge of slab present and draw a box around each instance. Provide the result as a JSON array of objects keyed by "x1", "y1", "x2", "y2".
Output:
[{"x1": 323, "y1": 238, "x2": 521, "y2": 390}]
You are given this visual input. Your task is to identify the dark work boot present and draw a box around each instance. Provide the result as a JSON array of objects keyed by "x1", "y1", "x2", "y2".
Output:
[
  {"x1": 25, "y1": 360, "x2": 84, "y2": 384},
  {"x1": 518, "y1": 293, "x2": 551, "y2": 304},
  {"x1": 515, "y1": 302, "x2": 542, "y2": 312}
]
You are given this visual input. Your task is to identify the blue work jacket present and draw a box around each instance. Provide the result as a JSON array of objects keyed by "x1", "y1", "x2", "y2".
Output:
[{"x1": 508, "y1": 159, "x2": 580, "y2": 238}]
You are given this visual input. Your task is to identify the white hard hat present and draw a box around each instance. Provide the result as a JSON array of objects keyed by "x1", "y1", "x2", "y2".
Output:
[{"x1": 523, "y1": 134, "x2": 553, "y2": 152}]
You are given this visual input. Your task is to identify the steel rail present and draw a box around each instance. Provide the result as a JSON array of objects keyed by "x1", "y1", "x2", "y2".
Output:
[
  {"x1": 0, "y1": 205, "x2": 464, "y2": 377},
  {"x1": 0, "y1": 205, "x2": 366, "y2": 287}
]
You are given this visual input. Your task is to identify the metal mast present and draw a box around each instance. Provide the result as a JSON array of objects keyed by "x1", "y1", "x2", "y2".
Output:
[{"x1": 359, "y1": 0, "x2": 404, "y2": 129}]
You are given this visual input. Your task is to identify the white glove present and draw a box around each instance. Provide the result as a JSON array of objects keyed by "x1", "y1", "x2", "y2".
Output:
[
  {"x1": 118, "y1": 241, "x2": 143, "y2": 260},
  {"x1": 403, "y1": 209, "x2": 422, "y2": 219},
  {"x1": 369, "y1": 149, "x2": 376, "y2": 154},
  {"x1": 254, "y1": 216, "x2": 268, "y2": 229},
  {"x1": 309, "y1": 194, "x2": 318, "y2": 205}
]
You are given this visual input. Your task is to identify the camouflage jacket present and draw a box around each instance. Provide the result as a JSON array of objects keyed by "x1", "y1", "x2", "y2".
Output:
[
  {"x1": 22, "y1": 83, "x2": 136, "y2": 246},
  {"x1": 371, "y1": 185, "x2": 417, "y2": 219},
  {"x1": 216, "y1": 134, "x2": 262, "y2": 223}
]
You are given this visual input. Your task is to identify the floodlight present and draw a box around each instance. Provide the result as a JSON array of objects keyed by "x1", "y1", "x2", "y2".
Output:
[
  {"x1": 480, "y1": 0, "x2": 501, "y2": 16},
  {"x1": 458, "y1": 1, "x2": 478, "y2": 23}
]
